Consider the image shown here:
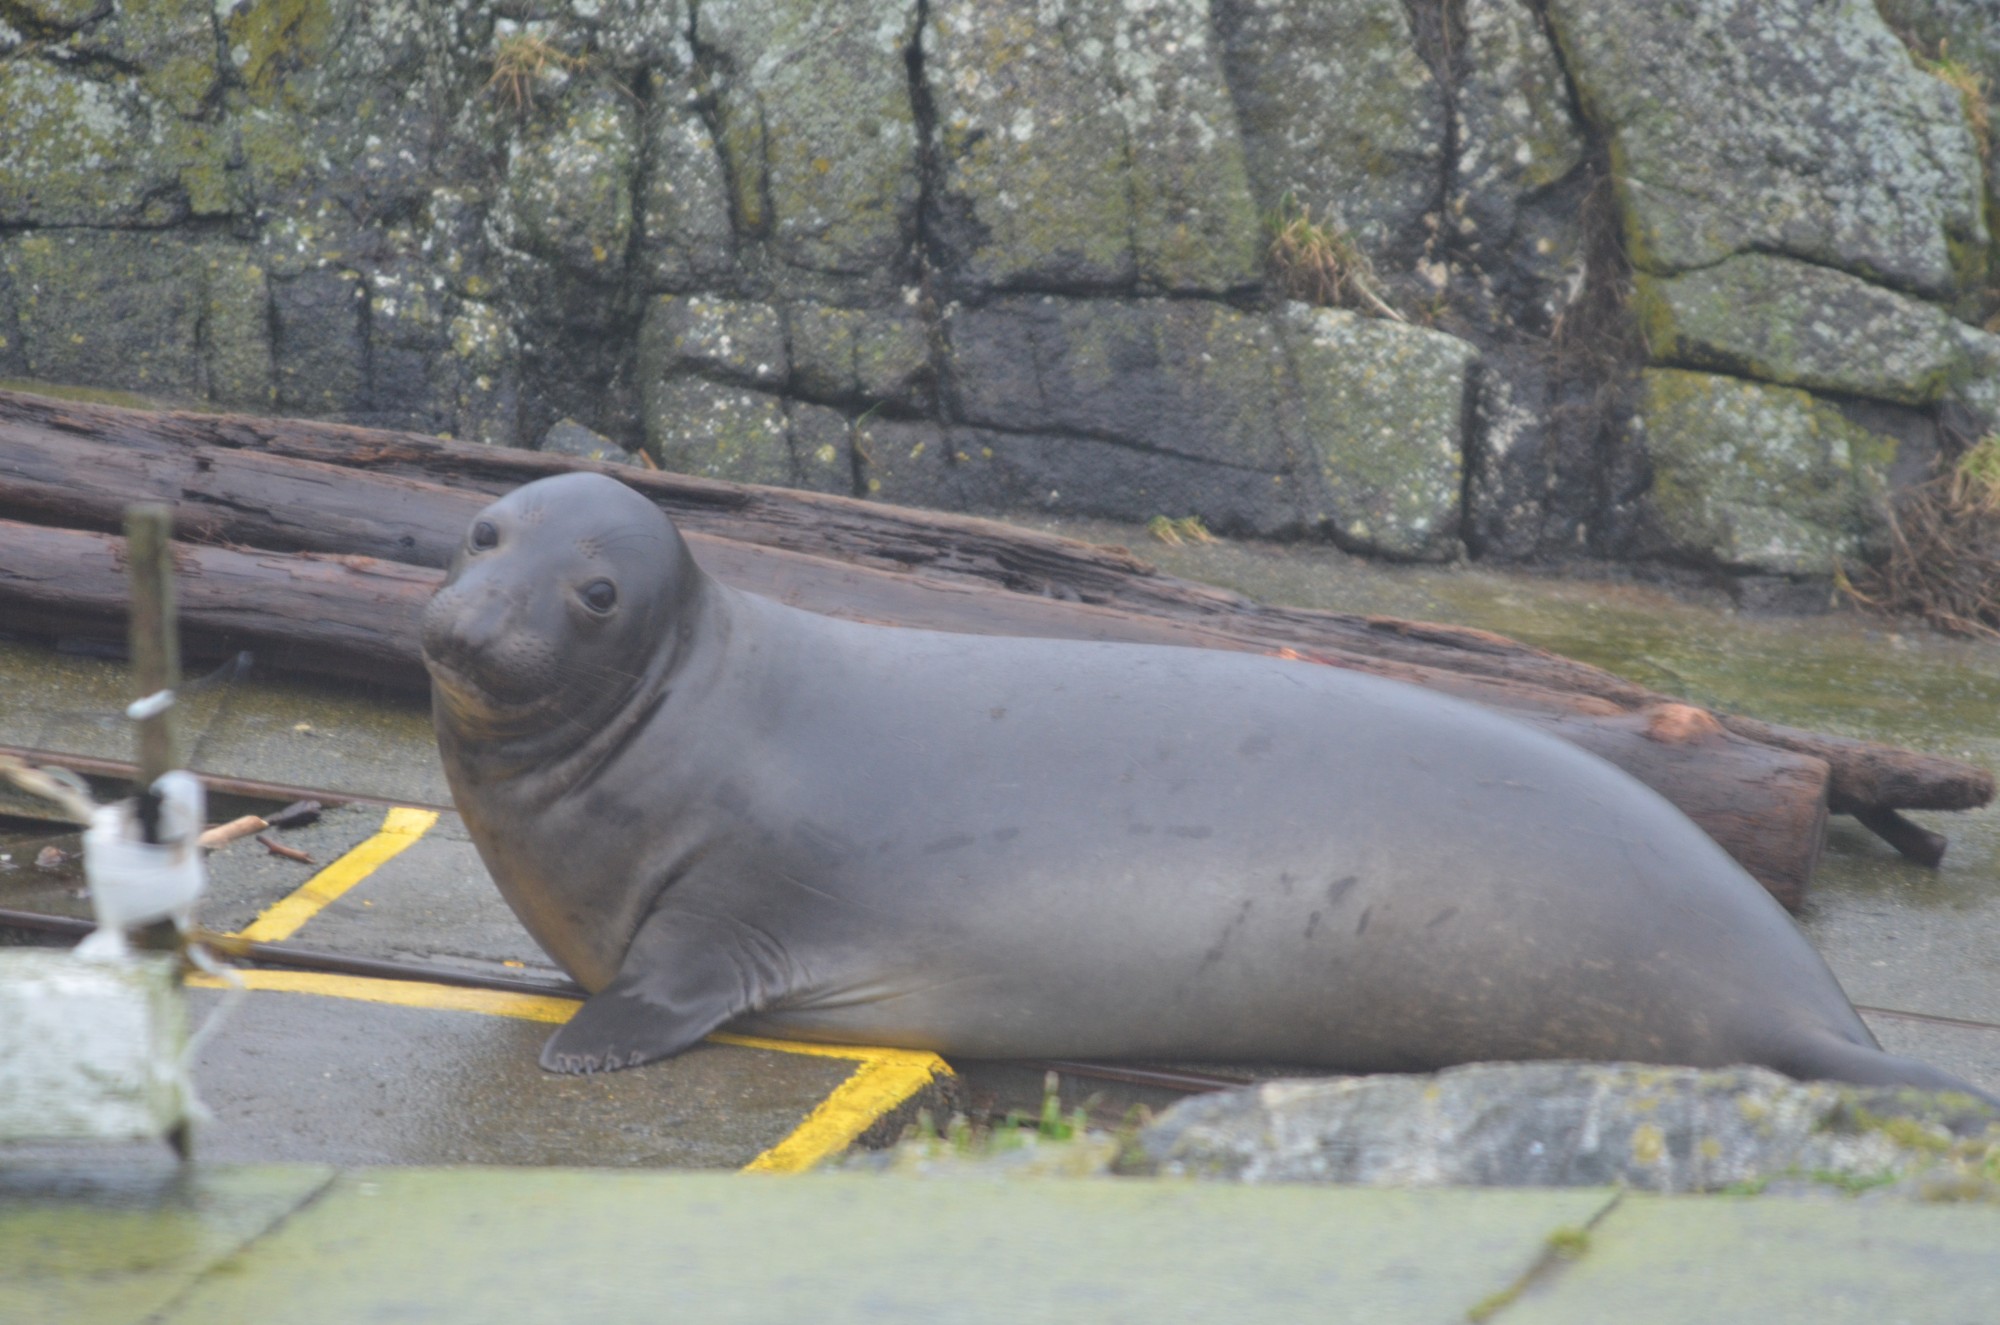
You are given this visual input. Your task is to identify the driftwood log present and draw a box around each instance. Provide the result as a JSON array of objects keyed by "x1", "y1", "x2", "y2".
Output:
[{"x1": 1, "y1": 388, "x2": 1991, "y2": 910}]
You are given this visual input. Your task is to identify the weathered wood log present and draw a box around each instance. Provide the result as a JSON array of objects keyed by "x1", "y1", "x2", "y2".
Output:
[
  {"x1": 0, "y1": 516, "x2": 1833, "y2": 908},
  {"x1": 0, "y1": 517, "x2": 435, "y2": 683},
  {"x1": 1, "y1": 387, "x2": 1985, "y2": 825}
]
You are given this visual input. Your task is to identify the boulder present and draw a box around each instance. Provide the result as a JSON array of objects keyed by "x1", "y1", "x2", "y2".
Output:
[
  {"x1": 1213, "y1": 0, "x2": 1444, "y2": 268},
  {"x1": 698, "y1": 0, "x2": 923, "y2": 299},
  {"x1": 1451, "y1": 0, "x2": 1589, "y2": 331},
  {"x1": 1284, "y1": 305, "x2": 1473, "y2": 562},
  {"x1": 923, "y1": 0, "x2": 1261, "y2": 295},
  {"x1": 1636, "y1": 369, "x2": 1898, "y2": 576},
  {"x1": 1636, "y1": 253, "x2": 2000, "y2": 406},
  {"x1": 1132, "y1": 1061, "x2": 1999, "y2": 1196},
  {"x1": 1543, "y1": 0, "x2": 1986, "y2": 297}
]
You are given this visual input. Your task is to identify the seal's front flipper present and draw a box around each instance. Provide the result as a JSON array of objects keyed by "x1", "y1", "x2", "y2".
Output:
[{"x1": 539, "y1": 909, "x2": 786, "y2": 1074}]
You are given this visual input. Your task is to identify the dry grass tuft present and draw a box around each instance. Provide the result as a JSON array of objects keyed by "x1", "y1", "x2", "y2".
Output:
[
  {"x1": 1146, "y1": 515, "x2": 1215, "y2": 547},
  {"x1": 1917, "y1": 42, "x2": 1991, "y2": 161},
  {"x1": 486, "y1": 32, "x2": 588, "y2": 113},
  {"x1": 1265, "y1": 196, "x2": 1406, "y2": 322},
  {"x1": 1842, "y1": 434, "x2": 2000, "y2": 640}
]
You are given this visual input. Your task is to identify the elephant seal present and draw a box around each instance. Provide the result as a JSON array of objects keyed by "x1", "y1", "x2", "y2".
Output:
[{"x1": 420, "y1": 472, "x2": 1993, "y2": 1105}]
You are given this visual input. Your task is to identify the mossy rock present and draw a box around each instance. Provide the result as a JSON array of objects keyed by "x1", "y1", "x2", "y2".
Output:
[
  {"x1": 787, "y1": 301, "x2": 933, "y2": 410},
  {"x1": 1450, "y1": 0, "x2": 1588, "y2": 325},
  {"x1": 499, "y1": 84, "x2": 637, "y2": 276},
  {"x1": 637, "y1": 70, "x2": 737, "y2": 290},
  {"x1": 944, "y1": 295, "x2": 1297, "y2": 475},
  {"x1": 699, "y1": 0, "x2": 922, "y2": 296},
  {"x1": 1544, "y1": 0, "x2": 1985, "y2": 297},
  {"x1": 642, "y1": 374, "x2": 792, "y2": 485},
  {"x1": 1214, "y1": 0, "x2": 1444, "y2": 266},
  {"x1": 1283, "y1": 305, "x2": 1474, "y2": 563},
  {"x1": 1637, "y1": 368, "x2": 1897, "y2": 576},
  {"x1": 639, "y1": 295, "x2": 788, "y2": 390},
  {"x1": 1133, "y1": 1060, "x2": 1998, "y2": 1195},
  {"x1": 922, "y1": 1, "x2": 1136, "y2": 292},
  {"x1": 0, "y1": 231, "x2": 225, "y2": 401},
  {"x1": 788, "y1": 401, "x2": 858, "y2": 495},
  {"x1": 1636, "y1": 252, "x2": 2000, "y2": 406},
  {"x1": 0, "y1": 59, "x2": 185, "y2": 226}
]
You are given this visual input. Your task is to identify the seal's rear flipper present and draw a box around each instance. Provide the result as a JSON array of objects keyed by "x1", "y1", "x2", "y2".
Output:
[
  {"x1": 1777, "y1": 1034, "x2": 2000, "y2": 1110},
  {"x1": 539, "y1": 909, "x2": 784, "y2": 1074}
]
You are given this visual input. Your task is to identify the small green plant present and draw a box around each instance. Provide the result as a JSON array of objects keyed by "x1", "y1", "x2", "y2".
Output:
[
  {"x1": 1809, "y1": 1167, "x2": 1900, "y2": 1196},
  {"x1": 1146, "y1": 514, "x2": 1215, "y2": 547},
  {"x1": 1951, "y1": 431, "x2": 2000, "y2": 511},
  {"x1": 1543, "y1": 1226, "x2": 1591, "y2": 1259},
  {"x1": 889, "y1": 1072, "x2": 1097, "y2": 1160},
  {"x1": 486, "y1": 31, "x2": 588, "y2": 112},
  {"x1": 1264, "y1": 195, "x2": 1406, "y2": 322}
]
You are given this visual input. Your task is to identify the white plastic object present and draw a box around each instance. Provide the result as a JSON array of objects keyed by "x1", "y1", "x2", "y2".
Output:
[{"x1": 77, "y1": 771, "x2": 209, "y2": 961}]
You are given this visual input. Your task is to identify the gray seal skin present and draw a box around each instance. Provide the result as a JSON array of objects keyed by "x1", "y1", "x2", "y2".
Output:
[{"x1": 420, "y1": 472, "x2": 1995, "y2": 1105}]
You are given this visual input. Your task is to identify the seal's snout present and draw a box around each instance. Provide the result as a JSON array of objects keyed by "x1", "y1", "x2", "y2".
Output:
[{"x1": 420, "y1": 576, "x2": 548, "y2": 708}]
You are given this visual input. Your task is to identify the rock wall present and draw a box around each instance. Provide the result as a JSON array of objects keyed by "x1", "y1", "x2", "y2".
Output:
[{"x1": 2, "y1": 0, "x2": 1997, "y2": 578}]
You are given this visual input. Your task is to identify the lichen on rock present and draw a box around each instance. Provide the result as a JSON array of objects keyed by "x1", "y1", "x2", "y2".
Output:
[
  {"x1": 1637, "y1": 368, "x2": 1898, "y2": 576},
  {"x1": 1451, "y1": 0, "x2": 1588, "y2": 328},
  {"x1": 697, "y1": 0, "x2": 922, "y2": 296},
  {"x1": 636, "y1": 67, "x2": 737, "y2": 290},
  {"x1": 1131, "y1": 1060, "x2": 1999, "y2": 1196},
  {"x1": 642, "y1": 373, "x2": 792, "y2": 484},
  {"x1": 787, "y1": 298, "x2": 934, "y2": 410},
  {"x1": 1283, "y1": 304, "x2": 1474, "y2": 562},
  {"x1": 0, "y1": 231, "x2": 204, "y2": 398},
  {"x1": 496, "y1": 83, "x2": 637, "y2": 277},
  {"x1": 1214, "y1": 0, "x2": 1445, "y2": 268},
  {"x1": 1544, "y1": 0, "x2": 1987, "y2": 297},
  {"x1": 922, "y1": 1, "x2": 1139, "y2": 293},
  {"x1": 640, "y1": 294, "x2": 789, "y2": 389},
  {"x1": 0, "y1": 59, "x2": 186, "y2": 226},
  {"x1": 1636, "y1": 252, "x2": 2000, "y2": 407}
]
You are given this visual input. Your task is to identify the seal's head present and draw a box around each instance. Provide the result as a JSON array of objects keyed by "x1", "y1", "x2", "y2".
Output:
[{"x1": 420, "y1": 472, "x2": 698, "y2": 753}]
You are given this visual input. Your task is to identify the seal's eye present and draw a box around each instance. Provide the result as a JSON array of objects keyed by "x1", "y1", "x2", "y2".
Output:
[
  {"x1": 470, "y1": 520, "x2": 498, "y2": 551},
  {"x1": 581, "y1": 579, "x2": 618, "y2": 614}
]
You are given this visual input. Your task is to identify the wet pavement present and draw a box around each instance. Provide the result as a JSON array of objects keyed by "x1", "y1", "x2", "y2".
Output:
[{"x1": 2, "y1": 799, "x2": 949, "y2": 1170}]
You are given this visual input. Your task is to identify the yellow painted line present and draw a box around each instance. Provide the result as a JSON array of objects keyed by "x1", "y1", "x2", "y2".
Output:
[
  {"x1": 188, "y1": 968, "x2": 950, "y2": 1172},
  {"x1": 188, "y1": 968, "x2": 578, "y2": 1021},
  {"x1": 738, "y1": 1050, "x2": 950, "y2": 1173},
  {"x1": 233, "y1": 807, "x2": 438, "y2": 943}
]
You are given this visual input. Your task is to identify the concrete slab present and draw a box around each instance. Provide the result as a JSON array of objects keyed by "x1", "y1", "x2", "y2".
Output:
[
  {"x1": 148, "y1": 1171, "x2": 1616, "y2": 1324},
  {"x1": 179, "y1": 986, "x2": 861, "y2": 1168},
  {"x1": 0, "y1": 1162, "x2": 333, "y2": 1325},
  {"x1": 291, "y1": 812, "x2": 563, "y2": 983},
  {"x1": 6, "y1": 799, "x2": 952, "y2": 1171},
  {"x1": 1510, "y1": 1193, "x2": 2000, "y2": 1324}
]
